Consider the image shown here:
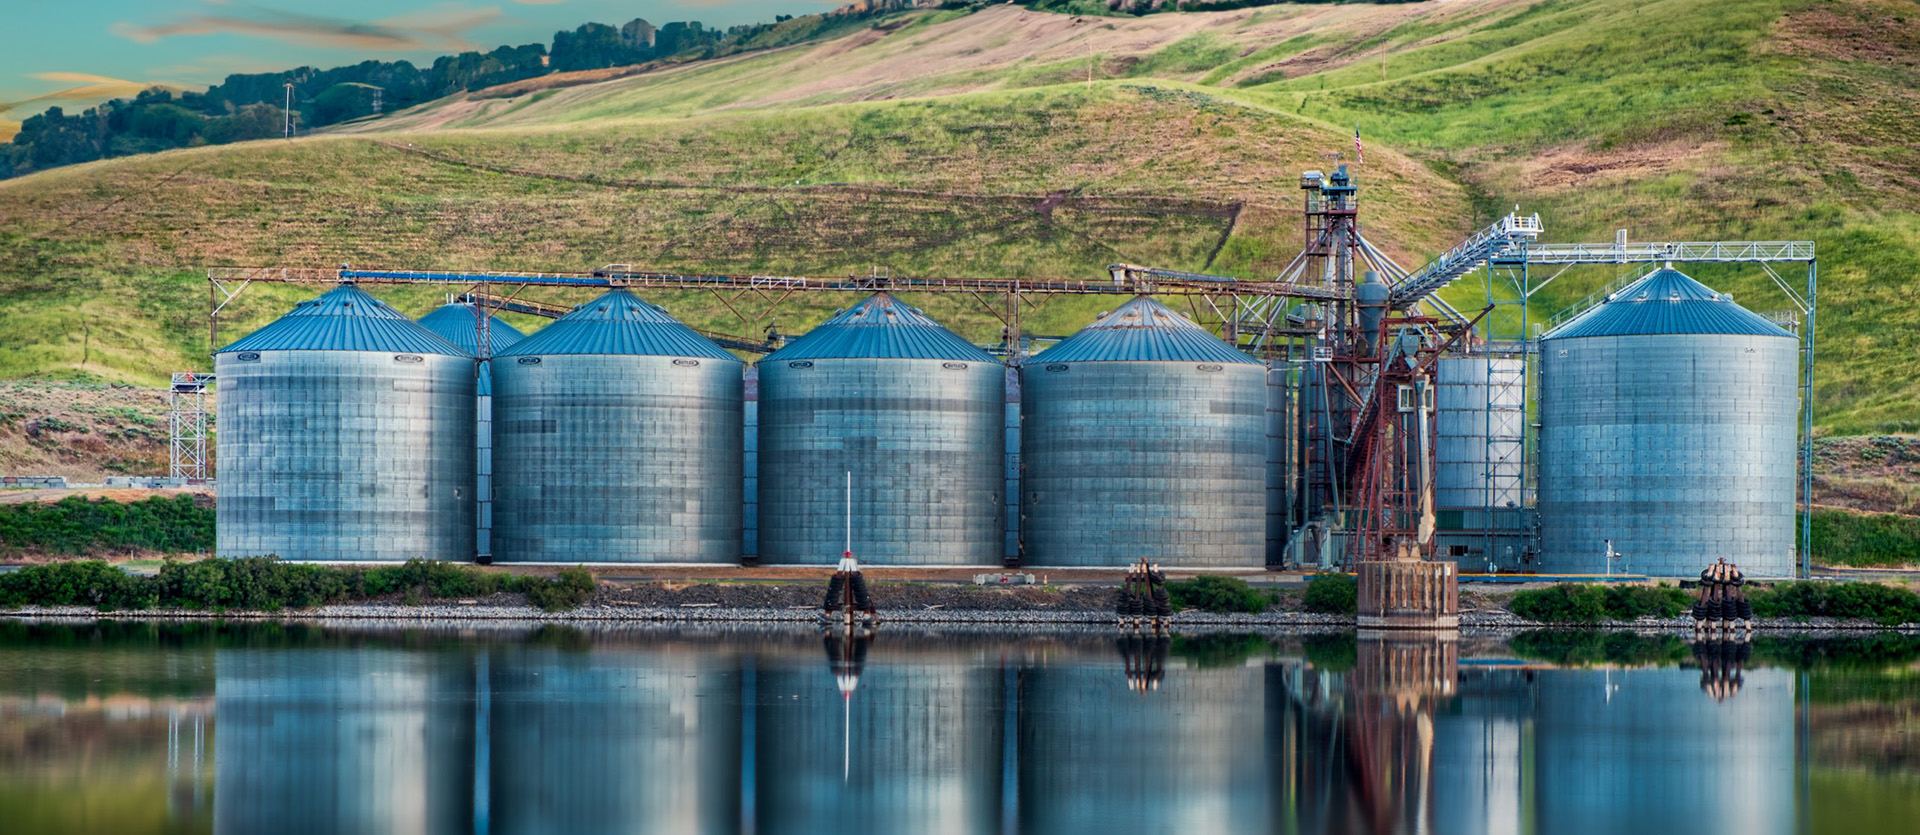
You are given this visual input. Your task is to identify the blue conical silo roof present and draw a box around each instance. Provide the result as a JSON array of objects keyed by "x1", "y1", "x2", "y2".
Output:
[
  {"x1": 419, "y1": 304, "x2": 527, "y2": 396},
  {"x1": 1544, "y1": 268, "x2": 1795, "y2": 340},
  {"x1": 763, "y1": 293, "x2": 999, "y2": 363},
  {"x1": 495, "y1": 289, "x2": 738, "y2": 361},
  {"x1": 418, "y1": 303, "x2": 527, "y2": 356},
  {"x1": 1035, "y1": 296, "x2": 1259, "y2": 364},
  {"x1": 218, "y1": 284, "x2": 470, "y2": 355}
]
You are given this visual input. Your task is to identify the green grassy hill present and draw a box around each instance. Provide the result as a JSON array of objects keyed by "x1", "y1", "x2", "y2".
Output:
[{"x1": 0, "y1": 0, "x2": 1914, "y2": 434}]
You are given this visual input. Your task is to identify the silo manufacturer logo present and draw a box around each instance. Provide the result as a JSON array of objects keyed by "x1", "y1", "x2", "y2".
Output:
[
  {"x1": 673, "y1": 359, "x2": 701, "y2": 367},
  {"x1": 394, "y1": 355, "x2": 423, "y2": 364},
  {"x1": 516, "y1": 357, "x2": 542, "y2": 365},
  {"x1": 1045, "y1": 364, "x2": 1068, "y2": 372},
  {"x1": 1196, "y1": 364, "x2": 1223, "y2": 373},
  {"x1": 942, "y1": 362, "x2": 968, "y2": 370},
  {"x1": 789, "y1": 361, "x2": 814, "y2": 369},
  {"x1": 235, "y1": 352, "x2": 260, "y2": 362}
]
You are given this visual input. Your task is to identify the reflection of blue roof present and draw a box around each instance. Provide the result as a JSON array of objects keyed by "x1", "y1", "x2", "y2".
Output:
[
  {"x1": 218, "y1": 285, "x2": 469, "y2": 356},
  {"x1": 495, "y1": 290, "x2": 737, "y2": 361},
  {"x1": 763, "y1": 293, "x2": 999, "y2": 363},
  {"x1": 1545, "y1": 268, "x2": 1795, "y2": 340},
  {"x1": 418, "y1": 304, "x2": 526, "y2": 356},
  {"x1": 1035, "y1": 296, "x2": 1258, "y2": 364}
]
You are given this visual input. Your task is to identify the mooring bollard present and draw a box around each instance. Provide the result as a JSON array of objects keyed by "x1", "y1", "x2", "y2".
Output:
[
  {"x1": 822, "y1": 555, "x2": 878, "y2": 628},
  {"x1": 1691, "y1": 558, "x2": 1752, "y2": 638},
  {"x1": 1114, "y1": 560, "x2": 1173, "y2": 633}
]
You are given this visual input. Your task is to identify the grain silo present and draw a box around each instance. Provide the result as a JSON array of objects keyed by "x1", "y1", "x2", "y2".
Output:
[
  {"x1": 418, "y1": 303, "x2": 527, "y2": 561},
  {"x1": 1538, "y1": 267, "x2": 1799, "y2": 577},
  {"x1": 1435, "y1": 356, "x2": 1525, "y2": 510},
  {"x1": 491, "y1": 289, "x2": 742, "y2": 563},
  {"x1": 1433, "y1": 354, "x2": 1529, "y2": 568},
  {"x1": 1020, "y1": 296, "x2": 1266, "y2": 567},
  {"x1": 756, "y1": 293, "x2": 1003, "y2": 566},
  {"x1": 215, "y1": 284, "x2": 475, "y2": 561}
]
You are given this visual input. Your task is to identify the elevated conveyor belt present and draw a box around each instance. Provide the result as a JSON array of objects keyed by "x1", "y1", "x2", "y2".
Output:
[{"x1": 1389, "y1": 213, "x2": 1541, "y2": 309}]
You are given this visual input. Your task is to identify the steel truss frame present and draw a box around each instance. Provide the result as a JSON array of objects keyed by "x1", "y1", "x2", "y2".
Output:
[{"x1": 1477, "y1": 240, "x2": 1818, "y2": 577}]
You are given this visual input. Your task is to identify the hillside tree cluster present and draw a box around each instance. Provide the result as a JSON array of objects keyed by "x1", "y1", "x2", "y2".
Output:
[
  {"x1": 0, "y1": 0, "x2": 1413, "y2": 179},
  {"x1": 0, "y1": 11, "x2": 822, "y2": 179}
]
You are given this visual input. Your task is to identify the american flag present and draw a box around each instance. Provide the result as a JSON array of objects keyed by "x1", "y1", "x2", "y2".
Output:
[{"x1": 1354, "y1": 126, "x2": 1363, "y2": 165}]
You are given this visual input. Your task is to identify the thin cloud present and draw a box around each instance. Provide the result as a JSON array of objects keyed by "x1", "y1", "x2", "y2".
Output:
[
  {"x1": 32, "y1": 72, "x2": 135, "y2": 85},
  {"x1": 112, "y1": 5, "x2": 504, "y2": 52},
  {"x1": 512, "y1": 0, "x2": 568, "y2": 5}
]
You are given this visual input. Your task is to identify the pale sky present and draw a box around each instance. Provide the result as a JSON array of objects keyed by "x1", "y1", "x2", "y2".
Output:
[{"x1": 1, "y1": 0, "x2": 837, "y2": 122}]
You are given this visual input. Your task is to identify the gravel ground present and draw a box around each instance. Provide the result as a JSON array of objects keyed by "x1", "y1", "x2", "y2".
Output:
[{"x1": 3, "y1": 580, "x2": 1914, "y2": 632}]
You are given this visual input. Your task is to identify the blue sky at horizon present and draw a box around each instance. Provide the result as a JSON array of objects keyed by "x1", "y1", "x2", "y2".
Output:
[{"x1": 2, "y1": 0, "x2": 836, "y2": 123}]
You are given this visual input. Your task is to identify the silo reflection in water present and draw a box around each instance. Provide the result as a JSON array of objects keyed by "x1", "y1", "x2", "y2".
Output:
[
  {"x1": 1019, "y1": 641, "x2": 1272, "y2": 835},
  {"x1": 753, "y1": 637, "x2": 1003, "y2": 835},
  {"x1": 1432, "y1": 667, "x2": 1533, "y2": 835},
  {"x1": 1535, "y1": 666, "x2": 1794, "y2": 835},
  {"x1": 214, "y1": 649, "x2": 475, "y2": 835},
  {"x1": 486, "y1": 647, "x2": 742, "y2": 835}
]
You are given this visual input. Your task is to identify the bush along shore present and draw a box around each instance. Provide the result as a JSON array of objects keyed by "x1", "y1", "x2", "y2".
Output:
[{"x1": 0, "y1": 563, "x2": 1915, "y2": 630}]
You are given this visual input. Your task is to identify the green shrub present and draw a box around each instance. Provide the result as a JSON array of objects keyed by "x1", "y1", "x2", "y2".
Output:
[
  {"x1": 1601, "y1": 584, "x2": 1691, "y2": 619},
  {"x1": 0, "y1": 556, "x2": 578, "y2": 613},
  {"x1": 1301, "y1": 573, "x2": 1357, "y2": 615},
  {"x1": 524, "y1": 566, "x2": 596, "y2": 612},
  {"x1": 1509, "y1": 583, "x2": 1690, "y2": 623},
  {"x1": 1166, "y1": 575, "x2": 1274, "y2": 614},
  {"x1": 1510, "y1": 584, "x2": 1608, "y2": 622},
  {"x1": 0, "y1": 560, "x2": 153, "y2": 611},
  {"x1": 1750, "y1": 581, "x2": 1920, "y2": 626},
  {"x1": 0, "y1": 495, "x2": 213, "y2": 557}
]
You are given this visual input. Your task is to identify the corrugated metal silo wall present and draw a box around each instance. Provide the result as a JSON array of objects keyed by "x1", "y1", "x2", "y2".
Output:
[
  {"x1": 215, "y1": 350, "x2": 475, "y2": 561},
  {"x1": 752, "y1": 658, "x2": 1003, "y2": 835},
  {"x1": 1005, "y1": 366, "x2": 1022, "y2": 564},
  {"x1": 477, "y1": 362, "x2": 494, "y2": 559},
  {"x1": 1020, "y1": 361, "x2": 1266, "y2": 567},
  {"x1": 1538, "y1": 334, "x2": 1798, "y2": 576},
  {"x1": 1266, "y1": 361, "x2": 1300, "y2": 567},
  {"x1": 1533, "y1": 667, "x2": 1793, "y2": 835},
  {"x1": 1019, "y1": 661, "x2": 1272, "y2": 833},
  {"x1": 757, "y1": 358, "x2": 1004, "y2": 566},
  {"x1": 215, "y1": 648, "x2": 476, "y2": 834},
  {"x1": 1436, "y1": 356, "x2": 1527, "y2": 510},
  {"x1": 491, "y1": 355, "x2": 742, "y2": 563},
  {"x1": 487, "y1": 649, "x2": 742, "y2": 834}
]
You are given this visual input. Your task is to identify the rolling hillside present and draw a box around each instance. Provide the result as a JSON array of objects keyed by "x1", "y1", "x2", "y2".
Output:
[{"x1": 0, "y1": 0, "x2": 1914, "y2": 435}]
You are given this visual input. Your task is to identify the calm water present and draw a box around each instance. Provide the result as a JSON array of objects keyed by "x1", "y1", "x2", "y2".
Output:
[{"x1": 2, "y1": 622, "x2": 1916, "y2": 835}]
